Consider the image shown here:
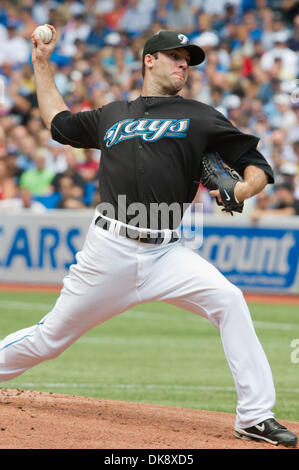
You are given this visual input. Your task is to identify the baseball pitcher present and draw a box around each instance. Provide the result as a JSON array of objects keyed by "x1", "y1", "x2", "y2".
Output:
[{"x1": 0, "y1": 26, "x2": 297, "y2": 447}]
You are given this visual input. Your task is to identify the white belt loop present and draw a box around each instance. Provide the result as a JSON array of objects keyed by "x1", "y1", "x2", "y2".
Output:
[
  {"x1": 160, "y1": 229, "x2": 172, "y2": 246},
  {"x1": 162, "y1": 228, "x2": 180, "y2": 246},
  {"x1": 108, "y1": 219, "x2": 117, "y2": 235}
]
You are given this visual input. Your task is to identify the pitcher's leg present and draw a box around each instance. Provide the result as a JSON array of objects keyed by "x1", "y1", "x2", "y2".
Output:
[
  {"x1": 0, "y1": 278, "x2": 111, "y2": 382},
  {"x1": 140, "y1": 243, "x2": 276, "y2": 429},
  {"x1": 170, "y1": 284, "x2": 275, "y2": 429},
  {"x1": 0, "y1": 223, "x2": 139, "y2": 383}
]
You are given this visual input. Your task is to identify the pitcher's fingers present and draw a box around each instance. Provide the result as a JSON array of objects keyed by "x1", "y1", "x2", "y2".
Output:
[
  {"x1": 31, "y1": 34, "x2": 37, "y2": 47},
  {"x1": 31, "y1": 30, "x2": 43, "y2": 45},
  {"x1": 209, "y1": 190, "x2": 222, "y2": 204},
  {"x1": 45, "y1": 24, "x2": 56, "y2": 41}
]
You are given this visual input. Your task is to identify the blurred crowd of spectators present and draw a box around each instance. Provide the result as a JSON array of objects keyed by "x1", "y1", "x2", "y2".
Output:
[{"x1": 0, "y1": 0, "x2": 298, "y2": 222}]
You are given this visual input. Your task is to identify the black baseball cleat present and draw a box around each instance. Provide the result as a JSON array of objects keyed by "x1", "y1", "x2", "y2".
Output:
[{"x1": 234, "y1": 418, "x2": 298, "y2": 447}]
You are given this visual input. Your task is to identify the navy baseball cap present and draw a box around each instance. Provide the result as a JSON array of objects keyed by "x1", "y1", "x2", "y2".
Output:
[{"x1": 142, "y1": 30, "x2": 205, "y2": 66}]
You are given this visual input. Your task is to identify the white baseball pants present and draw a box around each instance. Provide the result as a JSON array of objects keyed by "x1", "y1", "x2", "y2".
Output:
[{"x1": 0, "y1": 209, "x2": 276, "y2": 429}]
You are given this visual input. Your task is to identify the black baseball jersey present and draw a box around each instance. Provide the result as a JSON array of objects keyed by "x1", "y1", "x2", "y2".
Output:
[{"x1": 51, "y1": 95, "x2": 274, "y2": 228}]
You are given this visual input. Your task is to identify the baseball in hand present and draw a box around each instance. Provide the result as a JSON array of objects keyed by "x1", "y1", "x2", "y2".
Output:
[{"x1": 34, "y1": 25, "x2": 52, "y2": 43}]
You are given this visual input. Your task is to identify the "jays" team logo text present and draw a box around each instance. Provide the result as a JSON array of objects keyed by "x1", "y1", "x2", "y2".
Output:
[{"x1": 104, "y1": 118, "x2": 190, "y2": 148}]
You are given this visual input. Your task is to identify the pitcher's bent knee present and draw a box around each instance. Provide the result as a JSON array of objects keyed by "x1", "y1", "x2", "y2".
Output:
[
  {"x1": 34, "y1": 330, "x2": 72, "y2": 361},
  {"x1": 207, "y1": 284, "x2": 246, "y2": 325},
  {"x1": 13, "y1": 324, "x2": 71, "y2": 364}
]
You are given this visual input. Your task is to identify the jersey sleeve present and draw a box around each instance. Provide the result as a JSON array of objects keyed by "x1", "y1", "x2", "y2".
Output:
[
  {"x1": 235, "y1": 147, "x2": 274, "y2": 184},
  {"x1": 206, "y1": 109, "x2": 274, "y2": 183},
  {"x1": 207, "y1": 110, "x2": 259, "y2": 162},
  {"x1": 51, "y1": 109, "x2": 102, "y2": 149}
]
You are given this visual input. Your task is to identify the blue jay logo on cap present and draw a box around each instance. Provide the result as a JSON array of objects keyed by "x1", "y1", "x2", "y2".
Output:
[{"x1": 178, "y1": 34, "x2": 188, "y2": 45}]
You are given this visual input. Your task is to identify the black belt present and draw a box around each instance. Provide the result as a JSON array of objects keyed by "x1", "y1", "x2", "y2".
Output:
[{"x1": 95, "y1": 216, "x2": 179, "y2": 245}]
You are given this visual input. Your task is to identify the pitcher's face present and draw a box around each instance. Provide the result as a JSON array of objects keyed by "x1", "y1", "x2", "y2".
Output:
[{"x1": 146, "y1": 48, "x2": 190, "y2": 95}]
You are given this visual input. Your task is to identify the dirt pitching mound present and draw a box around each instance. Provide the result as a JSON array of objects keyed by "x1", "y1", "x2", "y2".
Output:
[{"x1": 0, "y1": 388, "x2": 298, "y2": 449}]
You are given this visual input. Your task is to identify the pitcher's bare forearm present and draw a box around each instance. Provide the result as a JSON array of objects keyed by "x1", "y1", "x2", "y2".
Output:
[
  {"x1": 235, "y1": 165, "x2": 268, "y2": 202},
  {"x1": 209, "y1": 164, "x2": 269, "y2": 205},
  {"x1": 31, "y1": 24, "x2": 69, "y2": 129},
  {"x1": 33, "y1": 61, "x2": 69, "y2": 129}
]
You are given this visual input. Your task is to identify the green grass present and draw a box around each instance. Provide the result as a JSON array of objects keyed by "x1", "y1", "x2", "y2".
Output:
[{"x1": 0, "y1": 290, "x2": 298, "y2": 422}]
